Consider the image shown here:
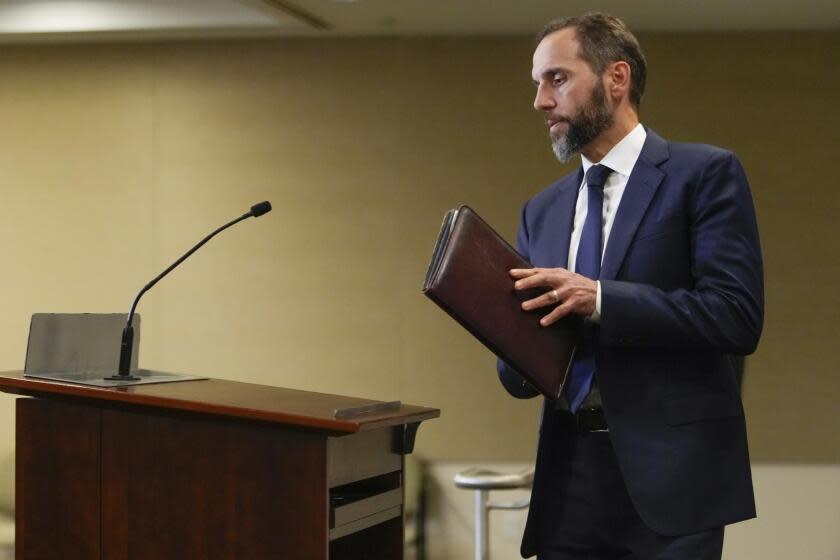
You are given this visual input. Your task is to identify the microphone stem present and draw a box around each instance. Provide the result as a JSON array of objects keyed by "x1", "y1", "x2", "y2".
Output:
[
  {"x1": 113, "y1": 212, "x2": 251, "y2": 379},
  {"x1": 109, "y1": 202, "x2": 269, "y2": 381},
  {"x1": 126, "y1": 211, "x2": 251, "y2": 327}
]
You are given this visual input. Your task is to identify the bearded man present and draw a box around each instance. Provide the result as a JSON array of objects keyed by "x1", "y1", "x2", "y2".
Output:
[{"x1": 497, "y1": 13, "x2": 764, "y2": 560}]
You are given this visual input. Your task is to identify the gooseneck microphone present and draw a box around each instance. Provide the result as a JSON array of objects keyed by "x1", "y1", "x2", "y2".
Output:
[{"x1": 106, "y1": 201, "x2": 272, "y2": 381}]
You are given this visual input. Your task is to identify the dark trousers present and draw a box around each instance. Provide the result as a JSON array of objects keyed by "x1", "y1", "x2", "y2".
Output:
[{"x1": 536, "y1": 415, "x2": 724, "y2": 560}]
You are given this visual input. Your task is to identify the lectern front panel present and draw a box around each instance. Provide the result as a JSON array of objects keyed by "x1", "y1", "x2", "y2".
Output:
[
  {"x1": 16, "y1": 399, "x2": 101, "y2": 560},
  {"x1": 101, "y1": 407, "x2": 329, "y2": 559}
]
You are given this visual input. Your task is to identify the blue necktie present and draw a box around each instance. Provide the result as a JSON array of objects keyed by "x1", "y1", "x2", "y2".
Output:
[{"x1": 566, "y1": 164, "x2": 612, "y2": 412}]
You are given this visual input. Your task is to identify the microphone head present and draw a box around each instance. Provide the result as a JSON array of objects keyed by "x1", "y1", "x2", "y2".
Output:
[{"x1": 250, "y1": 201, "x2": 272, "y2": 217}]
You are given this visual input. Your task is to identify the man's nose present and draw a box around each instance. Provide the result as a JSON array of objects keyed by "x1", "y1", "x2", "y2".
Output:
[{"x1": 533, "y1": 83, "x2": 555, "y2": 111}]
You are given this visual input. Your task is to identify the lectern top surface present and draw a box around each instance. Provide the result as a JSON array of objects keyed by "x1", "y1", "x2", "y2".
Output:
[{"x1": 0, "y1": 371, "x2": 439, "y2": 434}]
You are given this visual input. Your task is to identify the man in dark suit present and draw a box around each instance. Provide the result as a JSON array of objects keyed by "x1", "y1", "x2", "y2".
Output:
[{"x1": 497, "y1": 13, "x2": 763, "y2": 560}]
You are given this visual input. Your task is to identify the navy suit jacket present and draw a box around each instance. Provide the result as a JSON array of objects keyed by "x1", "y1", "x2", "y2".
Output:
[{"x1": 498, "y1": 129, "x2": 764, "y2": 556}]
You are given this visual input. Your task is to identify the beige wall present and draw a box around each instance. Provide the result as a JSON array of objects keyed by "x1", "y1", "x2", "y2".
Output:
[{"x1": 0, "y1": 31, "x2": 837, "y2": 496}]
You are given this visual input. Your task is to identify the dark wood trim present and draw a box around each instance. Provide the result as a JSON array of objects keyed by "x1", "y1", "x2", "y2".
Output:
[{"x1": 0, "y1": 372, "x2": 438, "y2": 434}]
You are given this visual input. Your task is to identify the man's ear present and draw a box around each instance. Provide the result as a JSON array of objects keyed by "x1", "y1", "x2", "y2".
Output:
[{"x1": 606, "y1": 61, "x2": 632, "y2": 102}]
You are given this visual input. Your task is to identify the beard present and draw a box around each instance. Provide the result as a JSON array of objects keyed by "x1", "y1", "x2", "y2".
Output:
[{"x1": 550, "y1": 83, "x2": 614, "y2": 163}]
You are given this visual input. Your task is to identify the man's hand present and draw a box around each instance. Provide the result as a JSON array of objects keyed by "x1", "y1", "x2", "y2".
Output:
[{"x1": 510, "y1": 268, "x2": 597, "y2": 326}]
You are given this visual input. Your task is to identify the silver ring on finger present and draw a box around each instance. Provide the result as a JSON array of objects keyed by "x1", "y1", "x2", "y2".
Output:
[{"x1": 551, "y1": 289, "x2": 559, "y2": 302}]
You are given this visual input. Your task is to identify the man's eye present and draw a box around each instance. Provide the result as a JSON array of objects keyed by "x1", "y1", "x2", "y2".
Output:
[{"x1": 553, "y1": 74, "x2": 566, "y2": 86}]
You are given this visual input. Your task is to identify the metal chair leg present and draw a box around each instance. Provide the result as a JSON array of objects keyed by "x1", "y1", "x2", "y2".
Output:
[{"x1": 454, "y1": 468, "x2": 534, "y2": 560}]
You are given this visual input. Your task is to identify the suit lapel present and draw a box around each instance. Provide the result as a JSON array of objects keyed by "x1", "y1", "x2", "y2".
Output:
[
  {"x1": 600, "y1": 130, "x2": 670, "y2": 280},
  {"x1": 546, "y1": 168, "x2": 583, "y2": 269}
]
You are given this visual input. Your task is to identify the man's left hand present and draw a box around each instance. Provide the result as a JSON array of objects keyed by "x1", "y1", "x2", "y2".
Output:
[{"x1": 510, "y1": 267, "x2": 597, "y2": 326}]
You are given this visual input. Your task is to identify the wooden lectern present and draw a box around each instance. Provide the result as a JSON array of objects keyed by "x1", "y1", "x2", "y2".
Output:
[{"x1": 0, "y1": 372, "x2": 439, "y2": 559}]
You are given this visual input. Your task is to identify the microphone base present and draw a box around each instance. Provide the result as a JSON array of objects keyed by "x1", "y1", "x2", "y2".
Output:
[{"x1": 103, "y1": 374, "x2": 142, "y2": 381}]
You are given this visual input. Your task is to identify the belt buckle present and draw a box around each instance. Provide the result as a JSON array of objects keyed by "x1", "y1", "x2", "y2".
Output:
[{"x1": 576, "y1": 407, "x2": 609, "y2": 433}]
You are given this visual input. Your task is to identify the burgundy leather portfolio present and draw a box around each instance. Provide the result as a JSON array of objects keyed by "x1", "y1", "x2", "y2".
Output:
[{"x1": 422, "y1": 205, "x2": 578, "y2": 400}]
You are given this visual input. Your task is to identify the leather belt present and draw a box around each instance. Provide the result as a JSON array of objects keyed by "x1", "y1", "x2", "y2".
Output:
[{"x1": 573, "y1": 407, "x2": 608, "y2": 433}]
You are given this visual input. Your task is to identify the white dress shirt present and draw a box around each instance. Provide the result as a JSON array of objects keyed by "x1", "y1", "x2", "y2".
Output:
[{"x1": 568, "y1": 123, "x2": 647, "y2": 322}]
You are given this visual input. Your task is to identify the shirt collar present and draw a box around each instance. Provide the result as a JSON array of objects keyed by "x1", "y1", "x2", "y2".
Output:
[{"x1": 581, "y1": 123, "x2": 647, "y2": 179}]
